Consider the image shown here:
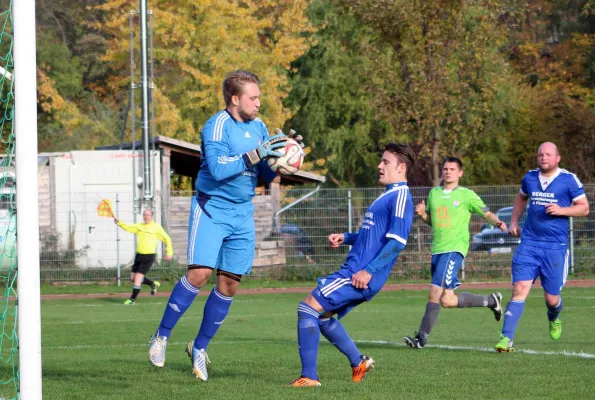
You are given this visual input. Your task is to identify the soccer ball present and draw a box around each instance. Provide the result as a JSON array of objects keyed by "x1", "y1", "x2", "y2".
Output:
[{"x1": 267, "y1": 138, "x2": 304, "y2": 175}]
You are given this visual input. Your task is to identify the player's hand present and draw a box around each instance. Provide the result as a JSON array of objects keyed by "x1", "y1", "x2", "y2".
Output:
[
  {"x1": 165, "y1": 255, "x2": 173, "y2": 261},
  {"x1": 415, "y1": 200, "x2": 426, "y2": 217},
  {"x1": 276, "y1": 128, "x2": 305, "y2": 148},
  {"x1": 113, "y1": 216, "x2": 119, "y2": 224},
  {"x1": 258, "y1": 133, "x2": 287, "y2": 159},
  {"x1": 509, "y1": 224, "x2": 521, "y2": 237},
  {"x1": 328, "y1": 233, "x2": 345, "y2": 248},
  {"x1": 245, "y1": 133, "x2": 288, "y2": 166},
  {"x1": 545, "y1": 203, "x2": 564, "y2": 216},
  {"x1": 495, "y1": 221, "x2": 507, "y2": 232},
  {"x1": 351, "y1": 270, "x2": 372, "y2": 289}
]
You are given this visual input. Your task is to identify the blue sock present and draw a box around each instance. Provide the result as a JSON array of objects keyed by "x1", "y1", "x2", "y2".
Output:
[
  {"x1": 547, "y1": 298, "x2": 563, "y2": 321},
  {"x1": 319, "y1": 317, "x2": 362, "y2": 367},
  {"x1": 157, "y1": 276, "x2": 199, "y2": 338},
  {"x1": 194, "y1": 288, "x2": 233, "y2": 351},
  {"x1": 297, "y1": 302, "x2": 320, "y2": 380},
  {"x1": 502, "y1": 300, "x2": 525, "y2": 340}
]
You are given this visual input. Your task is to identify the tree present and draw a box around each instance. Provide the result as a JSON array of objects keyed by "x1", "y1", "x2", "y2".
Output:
[{"x1": 91, "y1": 0, "x2": 315, "y2": 144}]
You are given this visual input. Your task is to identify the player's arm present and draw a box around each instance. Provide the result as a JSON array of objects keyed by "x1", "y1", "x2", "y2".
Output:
[
  {"x1": 116, "y1": 220, "x2": 140, "y2": 234},
  {"x1": 509, "y1": 192, "x2": 529, "y2": 237},
  {"x1": 156, "y1": 225, "x2": 174, "y2": 258},
  {"x1": 546, "y1": 196, "x2": 589, "y2": 217},
  {"x1": 468, "y1": 190, "x2": 506, "y2": 232},
  {"x1": 416, "y1": 198, "x2": 431, "y2": 225},
  {"x1": 328, "y1": 232, "x2": 359, "y2": 248},
  {"x1": 482, "y1": 211, "x2": 506, "y2": 232},
  {"x1": 257, "y1": 160, "x2": 277, "y2": 183},
  {"x1": 352, "y1": 239, "x2": 406, "y2": 289}
]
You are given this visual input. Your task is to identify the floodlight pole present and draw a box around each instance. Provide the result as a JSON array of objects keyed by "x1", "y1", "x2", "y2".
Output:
[
  {"x1": 139, "y1": 0, "x2": 152, "y2": 202},
  {"x1": 14, "y1": 0, "x2": 43, "y2": 398}
]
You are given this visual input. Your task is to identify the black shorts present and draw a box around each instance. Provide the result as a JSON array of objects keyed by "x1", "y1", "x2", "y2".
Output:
[{"x1": 132, "y1": 253, "x2": 156, "y2": 274}]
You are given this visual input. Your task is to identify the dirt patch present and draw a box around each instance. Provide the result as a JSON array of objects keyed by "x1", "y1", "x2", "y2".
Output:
[{"x1": 40, "y1": 279, "x2": 595, "y2": 300}]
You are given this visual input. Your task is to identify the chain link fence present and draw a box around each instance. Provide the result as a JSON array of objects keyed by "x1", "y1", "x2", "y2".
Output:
[{"x1": 36, "y1": 184, "x2": 595, "y2": 284}]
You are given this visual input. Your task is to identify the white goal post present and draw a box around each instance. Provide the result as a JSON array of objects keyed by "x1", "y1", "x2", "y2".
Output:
[{"x1": 14, "y1": 0, "x2": 43, "y2": 398}]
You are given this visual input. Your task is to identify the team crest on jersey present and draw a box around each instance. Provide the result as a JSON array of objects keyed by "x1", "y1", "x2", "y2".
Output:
[{"x1": 453, "y1": 200, "x2": 460, "y2": 208}]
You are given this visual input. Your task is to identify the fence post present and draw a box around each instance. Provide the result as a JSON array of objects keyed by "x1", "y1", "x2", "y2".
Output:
[
  {"x1": 348, "y1": 190, "x2": 352, "y2": 250},
  {"x1": 569, "y1": 216, "x2": 575, "y2": 275},
  {"x1": 116, "y1": 193, "x2": 121, "y2": 287}
]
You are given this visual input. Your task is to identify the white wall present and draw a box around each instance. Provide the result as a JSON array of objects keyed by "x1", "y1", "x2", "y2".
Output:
[{"x1": 53, "y1": 150, "x2": 161, "y2": 268}]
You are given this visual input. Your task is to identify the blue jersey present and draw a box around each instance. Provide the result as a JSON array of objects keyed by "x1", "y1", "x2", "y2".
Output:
[
  {"x1": 196, "y1": 110, "x2": 277, "y2": 206},
  {"x1": 520, "y1": 168, "x2": 585, "y2": 248},
  {"x1": 344, "y1": 182, "x2": 414, "y2": 285}
]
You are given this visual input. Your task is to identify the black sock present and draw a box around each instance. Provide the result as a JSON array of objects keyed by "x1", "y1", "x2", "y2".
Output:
[
  {"x1": 457, "y1": 292, "x2": 495, "y2": 308},
  {"x1": 130, "y1": 285, "x2": 141, "y2": 300},
  {"x1": 418, "y1": 302, "x2": 440, "y2": 339},
  {"x1": 143, "y1": 277, "x2": 154, "y2": 287}
]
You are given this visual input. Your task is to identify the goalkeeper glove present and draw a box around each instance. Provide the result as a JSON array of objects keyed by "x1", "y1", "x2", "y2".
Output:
[
  {"x1": 276, "y1": 128, "x2": 305, "y2": 148},
  {"x1": 243, "y1": 133, "x2": 287, "y2": 167}
]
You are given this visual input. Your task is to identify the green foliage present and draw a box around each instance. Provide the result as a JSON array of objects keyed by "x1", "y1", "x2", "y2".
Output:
[{"x1": 32, "y1": 0, "x2": 595, "y2": 184}]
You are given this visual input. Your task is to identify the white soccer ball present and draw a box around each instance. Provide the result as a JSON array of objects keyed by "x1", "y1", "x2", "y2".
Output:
[{"x1": 267, "y1": 138, "x2": 305, "y2": 176}]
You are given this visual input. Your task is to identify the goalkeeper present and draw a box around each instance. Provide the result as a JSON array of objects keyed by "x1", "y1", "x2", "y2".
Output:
[
  {"x1": 148, "y1": 70, "x2": 304, "y2": 381},
  {"x1": 114, "y1": 209, "x2": 173, "y2": 305}
]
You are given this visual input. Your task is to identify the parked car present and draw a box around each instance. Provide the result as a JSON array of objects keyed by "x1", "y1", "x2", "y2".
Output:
[
  {"x1": 279, "y1": 223, "x2": 315, "y2": 258},
  {"x1": 471, "y1": 206, "x2": 526, "y2": 253}
]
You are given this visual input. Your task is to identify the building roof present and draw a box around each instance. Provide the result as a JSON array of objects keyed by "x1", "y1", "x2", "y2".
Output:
[{"x1": 96, "y1": 135, "x2": 325, "y2": 185}]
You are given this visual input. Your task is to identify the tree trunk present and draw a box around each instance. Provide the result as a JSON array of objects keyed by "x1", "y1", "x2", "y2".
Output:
[{"x1": 432, "y1": 124, "x2": 441, "y2": 186}]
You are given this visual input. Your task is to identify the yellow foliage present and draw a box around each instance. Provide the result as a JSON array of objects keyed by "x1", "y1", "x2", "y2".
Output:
[{"x1": 91, "y1": 0, "x2": 315, "y2": 141}]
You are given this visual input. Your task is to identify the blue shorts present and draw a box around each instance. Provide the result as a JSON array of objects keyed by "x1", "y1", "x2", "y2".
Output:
[
  {"x1": 312, "y1": 270, "x2": 374, "y2": 319},
  {"x1": 431, "y1": 252, "x2": 464, "y2": 290},
  {"x1": 187, "y1": 195, "x2": 255, "y2": 275},
  {"x1": 512, "y1": 244, "x2": 569, "y2": 295}
]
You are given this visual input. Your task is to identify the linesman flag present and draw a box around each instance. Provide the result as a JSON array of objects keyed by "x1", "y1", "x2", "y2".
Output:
[{"x1": 97, "y1": 199, "x2": 114, "y2": 217}]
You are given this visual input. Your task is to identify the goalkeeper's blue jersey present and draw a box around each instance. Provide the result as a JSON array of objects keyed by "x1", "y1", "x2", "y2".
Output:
[
  {"x1": 343, "y1": 182, "x2": 414, "y2": 284},
  {"x1": 196, "y1": 110, "x2": 277, "y2": 206},
  {"x1": 519, "y1": 168, "x2": 585, "y2": 249}
]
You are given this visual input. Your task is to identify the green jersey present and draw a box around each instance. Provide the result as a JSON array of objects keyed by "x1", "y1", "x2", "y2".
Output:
[{"x1": 426, "y1": 186, "x2": 487, "y2": 256}]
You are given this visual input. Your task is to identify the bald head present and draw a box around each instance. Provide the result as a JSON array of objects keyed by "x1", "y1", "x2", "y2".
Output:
[
  {"x1": 537, "y1": 142, "x2": 561, "y2": 174},
  {"x1": 538, "y1": 142, "x2": 559, "y2": 156}
]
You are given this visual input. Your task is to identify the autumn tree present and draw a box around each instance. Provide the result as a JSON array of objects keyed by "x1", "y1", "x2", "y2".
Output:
[{"x1": 92, "y1": 0, "x2": 314, "y2": 145}]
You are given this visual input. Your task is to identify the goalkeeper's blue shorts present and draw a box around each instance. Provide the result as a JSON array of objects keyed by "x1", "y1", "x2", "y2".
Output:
[
  {"x1": 512, "y1": 243, "x2": 569, "y2": 295},
  {"x1": 187, "y1": 194, "x2": 255, "y2": 275},
  {"x1": 312, "y1": 270, "x2": 376, "y2": 319}
]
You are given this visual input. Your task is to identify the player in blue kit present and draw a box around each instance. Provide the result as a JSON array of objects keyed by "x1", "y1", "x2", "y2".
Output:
[
  {"x1": 495, "y1": 142, "x2": 590, "y2": 352},
  {"x1": 289, "y1": 144, "x2": 415, "y2": 387},
  {"x1": 148, "y1": 70, "x2": 304, "y2": 379}
]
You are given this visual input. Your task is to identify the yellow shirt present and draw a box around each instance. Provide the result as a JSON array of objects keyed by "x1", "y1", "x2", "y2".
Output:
[{"x1": 117, "y1": 220, "x2": 173, "y2": 257}]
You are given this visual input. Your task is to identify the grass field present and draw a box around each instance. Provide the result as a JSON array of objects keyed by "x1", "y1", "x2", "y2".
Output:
[{"x1": 34, "y1": 287, "x2": 595, "y2": 399}]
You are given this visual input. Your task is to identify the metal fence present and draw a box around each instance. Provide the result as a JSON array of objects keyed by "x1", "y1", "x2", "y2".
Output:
[{"x1": 36, "y1": 184, "x2": 595, "y2": 284}]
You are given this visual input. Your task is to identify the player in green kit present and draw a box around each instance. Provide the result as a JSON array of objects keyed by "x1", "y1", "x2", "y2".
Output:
[{"x1": 404, "y1": 157, "x2": 507, "y2": 349}]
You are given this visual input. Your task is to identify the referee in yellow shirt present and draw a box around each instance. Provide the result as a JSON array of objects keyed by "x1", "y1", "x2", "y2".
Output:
[{"x1": 114, "y1": 209, "x2": 174, "y2": 305}]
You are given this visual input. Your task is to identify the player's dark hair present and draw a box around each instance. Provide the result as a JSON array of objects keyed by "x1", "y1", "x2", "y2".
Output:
[
  {"x1": 222, "y1": 70, "x2": 260, "y2": 106},
  {"x1": 384, "y1": 143, "x2": 416, "y2": 176},
  {"x1": 441, "y1": 156, "x2": 463, "y2": 170}
]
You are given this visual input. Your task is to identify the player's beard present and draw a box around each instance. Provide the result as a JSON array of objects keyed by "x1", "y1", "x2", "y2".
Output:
[{"x1": 239, "y1": 108, "x2": 257, "y2": 121}]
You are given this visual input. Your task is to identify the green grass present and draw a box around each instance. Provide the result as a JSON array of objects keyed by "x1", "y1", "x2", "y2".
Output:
[{"x1": 22, "y1": 287, "x2": 595, "y2": 399}]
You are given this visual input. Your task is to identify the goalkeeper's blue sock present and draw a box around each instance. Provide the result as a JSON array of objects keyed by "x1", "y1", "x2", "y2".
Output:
[
  {"x1": 157, "y1": 276, "x2": 199, "y2": 338},
  {"x1": 502, "y1": 300, "x2": 525, "y2": 340},
  {"x1": 547, "y1": 298, "x2": 563, "y2": 321},
  {"x1": 194, "y1": 288, "x2": 233, "y2": 351},
  {"x1": 318, "y1": 317, "x2": 361, "y2": 367},
  {"x1": 297, "y1": 302, "x2": 320, "y2": 380}
]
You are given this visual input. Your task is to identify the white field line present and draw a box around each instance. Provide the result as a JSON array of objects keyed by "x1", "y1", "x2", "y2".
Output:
[
  {"x1": 45, "y1": 338, "x2": 595, "y2": 359},
  {"x1": 355, "y1": 340, "x2": 595, "y2": 359}
]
